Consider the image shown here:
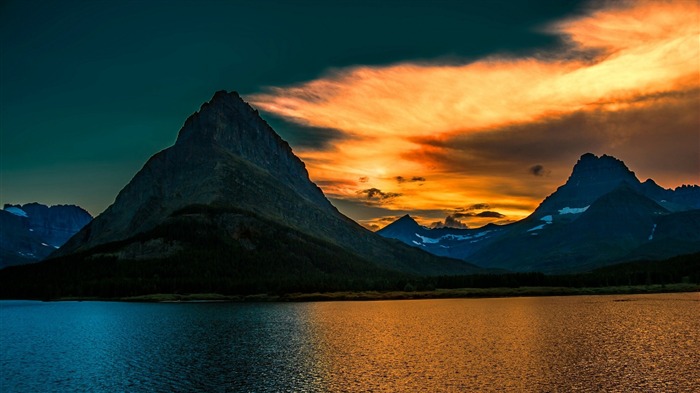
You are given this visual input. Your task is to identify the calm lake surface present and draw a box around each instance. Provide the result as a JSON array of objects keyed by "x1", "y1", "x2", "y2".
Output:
[{"x1": 1, "y1": 293, "x2": 698, "y2": 392}]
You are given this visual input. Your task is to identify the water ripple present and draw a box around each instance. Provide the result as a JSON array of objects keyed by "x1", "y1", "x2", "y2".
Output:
[{"x1": 1, "y1": 293, "x2": 698, "y2": 392}]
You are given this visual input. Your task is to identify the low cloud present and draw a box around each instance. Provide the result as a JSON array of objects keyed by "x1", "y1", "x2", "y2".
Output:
[
  {"x1": 475, "y1": 211, "x2": 505, "y2": 218},
  {"x1": 357, "y1": 188, "x2": 401, "y2": 202},
  {"x1": 529, "y1": 164, "x2": 549, "y2": 177},
  {"x1": 464, "y1": 203, "x2": 490, "y2": 211},
  {"x1": 453, "y1": 211, "x2": 505, "y2": 218},
  {"x1": 431, "y1": 215, "x2": 469, "y2": 229},
  {"x1": 396, "y1": 176, "x2": 426, "y2": 184}
]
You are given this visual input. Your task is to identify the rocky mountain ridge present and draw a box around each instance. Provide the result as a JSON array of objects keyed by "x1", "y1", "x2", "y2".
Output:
[
  {"x1": 0, "y1": 203, "x2": 92, "y2": 268},
  {"x1": 379, "y1": 153, "x2": 700, "y2": 272}
]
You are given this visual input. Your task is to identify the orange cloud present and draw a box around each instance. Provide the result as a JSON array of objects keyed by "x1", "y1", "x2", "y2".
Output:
[{"x1": 248, "y1": 0, "x2": 700, "y2": 227}]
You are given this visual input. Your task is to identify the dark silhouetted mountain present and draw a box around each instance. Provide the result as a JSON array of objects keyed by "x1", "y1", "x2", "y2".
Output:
[
  {"x1": 379, "y1": 153, "x2": 700, "y2": 273},
  {"x1": 535, "y1": 153, "x2": 699, "y2": 215},
  {"x1": 1, "y1": 91, "x2": 480, "y2": 298},
  {"x1": 376, "y1": 215, "x2": 423, "y2": 244},
  {"x1": 0, "y1": 203, "x2": 92, "y2": 268},
  {"x1": 377, "y1": 215, "x2": 508, "y2": 260},
  {"x1": 535, "y1": 153, "x2": 639, "y2": 215}
]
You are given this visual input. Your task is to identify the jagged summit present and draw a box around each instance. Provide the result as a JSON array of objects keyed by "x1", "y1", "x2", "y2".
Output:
[
  {"x1": 567, "y1": 153, "x2": 638, "y2": 186},
  {"x1": 535, "y1": 153, "x2": 641, "y2": 215},
  {"x1": 174, "y1": 90, "x2": 327, "y2": 207},
  {"x1": 176, "y1": 91, "x2": 283, "y2": 154}
]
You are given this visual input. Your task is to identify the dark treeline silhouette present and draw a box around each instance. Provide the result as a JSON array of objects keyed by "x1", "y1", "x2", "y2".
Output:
[
  {"x1": 425, "y1": 252, "x2": 700, "y2": 290},
  {"x1": 0, "y1": 245, "x2": 697, "y2": 300}
]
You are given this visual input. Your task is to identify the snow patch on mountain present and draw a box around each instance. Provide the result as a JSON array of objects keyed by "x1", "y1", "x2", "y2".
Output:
[
  {"x1": 442, "y1": 234, "x2": 472, "y2": 241},
  {"x1": 5, "y1": 207, "x2": 28, "y2": 217},
  {"x1": 415, "y1": 234, "x2": 440, "y2": 244},
  {"x1": 528, "y1": 224, "x2": 545, "y2": 232},
  {"x1": 558, "y1": 206, "x2": 589, "y2": 215}
]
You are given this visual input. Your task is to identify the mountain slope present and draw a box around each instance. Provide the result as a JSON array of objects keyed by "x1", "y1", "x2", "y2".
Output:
[
  {"x1": 378, "y1": 153, "x2": 700, "y2": 273},
  {"x1": 0, "y1": 204, "x2": 92, "y2": 268},
  {"x1": 54, "y1": 91, "x2": 477, "y2": 278},
  {"x1": 377, "y1": 215, "x2": 508, "y2": 259},
  {"x1": 535, "y1": 153, "x2": 639, "y2": 215},
  {"x1": 467, "y1": 184, "x2": 673, "y2": 272},
  {"x1": 0, "y1": 91, "x2": 482, "y2": 298}
]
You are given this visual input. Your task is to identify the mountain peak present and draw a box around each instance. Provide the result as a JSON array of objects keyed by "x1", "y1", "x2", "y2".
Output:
[
  {"x1": 393, "y1": 214, "x2": 421, "y2": 228},
  {"x1": 397, "y1": 214, "x2": 418, "y2": 224},
  {"x1": 176, "y1": 90, "x2": 264, "y2": 147},
  {"x1": 535, "y1": 153, "x2": 641, "y2": 215},
  {"x1": 377, "y1": 214, "x2": 422, "y2": 238},
  {"x1": 169, "y1": 90, "x2": 329, "y2": 208},
  {"x1": 569, "y1": 153, "x2": 637, "y2": 185}
]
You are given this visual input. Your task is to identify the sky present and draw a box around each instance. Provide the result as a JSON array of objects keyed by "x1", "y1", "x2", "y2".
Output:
[{"x1": 1, "y1": 0, "x2": 698, "y2": 230}]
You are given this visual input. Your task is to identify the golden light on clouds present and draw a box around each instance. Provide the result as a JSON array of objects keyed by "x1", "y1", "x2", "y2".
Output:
[{"x1": 249, "y1": 0, "x2": 700, "y2": 229}]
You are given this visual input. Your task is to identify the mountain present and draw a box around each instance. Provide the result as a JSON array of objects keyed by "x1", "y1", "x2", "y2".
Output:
[
  {"x1": 0, "y1": 203, "x2": 92, "y2": 268},
  {"x1": 377, "y1": 215, "x2": 507, "y2": 260},
  {"x1": 534, "y1": 153, "x2": 699, "y2": 215},
  {"x1": 0, "y1": 91, "x2": 480, "y2": 298},
  {"x1": 379, "y1": 153, "x2": 700, "y2": 273},
  {"x1": 534, "y1": 153, "x2": 637, "y2": 216}
]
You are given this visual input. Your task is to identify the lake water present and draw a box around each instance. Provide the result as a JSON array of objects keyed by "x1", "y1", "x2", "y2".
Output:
[{"x1": 1, "y1": 293, "x2": 698, "y2": 392}]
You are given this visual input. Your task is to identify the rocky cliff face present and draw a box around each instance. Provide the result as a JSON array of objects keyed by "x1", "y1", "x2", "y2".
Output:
[
  {"x1": 55, "y1": 91, "x2": 479, "y2": 277},
  {"x1": 0, "y1": 203, "x2": 92, "y2": 268}
]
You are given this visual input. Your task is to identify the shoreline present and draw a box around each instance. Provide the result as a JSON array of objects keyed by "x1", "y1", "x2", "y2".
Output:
[{"x1": 5, "y1": 283, "x2": 695, "y2": 303}]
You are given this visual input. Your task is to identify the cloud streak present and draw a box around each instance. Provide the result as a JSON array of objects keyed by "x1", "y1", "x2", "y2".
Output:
[{"x1": 248, "y1": 0, "x2": 700, "y2": 226}]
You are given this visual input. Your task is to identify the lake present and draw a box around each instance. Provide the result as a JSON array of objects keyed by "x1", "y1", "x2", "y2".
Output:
[{"x1": 1, "y1": 293, "x2": 698, "y2": 392}]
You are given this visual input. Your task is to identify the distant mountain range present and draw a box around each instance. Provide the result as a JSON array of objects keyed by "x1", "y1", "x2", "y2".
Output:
[
  {"x1": 378, "y1": 153, "x2": 700, "y2": 273},
  {"x1": 2, "y1": 92, "x2": 696, "y2": 299},
  {"x1": 0, "y1": 91, "x2": 481, "y2": 299},
  {"x1": 0, "y1": 203, "x2": 92, "y2": 268}
]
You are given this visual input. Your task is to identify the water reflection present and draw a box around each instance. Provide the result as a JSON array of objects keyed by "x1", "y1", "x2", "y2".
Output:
[
  {"x1": 1, "y1": 302, "x2": 326, "y2": 392},
  {"x1": 1, "y1": 293, "x2": 698, "y2": 392},
  {"x1": 304, "y1": 294, "x2": 700, "y2": 392}
]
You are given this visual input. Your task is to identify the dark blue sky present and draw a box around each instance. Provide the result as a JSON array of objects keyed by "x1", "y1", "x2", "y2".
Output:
[{"x1": 0, "y1": 0, "x2": 612, "y2": 215}]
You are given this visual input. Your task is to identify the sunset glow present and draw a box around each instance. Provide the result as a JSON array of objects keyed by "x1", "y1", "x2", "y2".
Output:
[{"x1": 249, "y1": 0, "x2": 700, "y2": 229}]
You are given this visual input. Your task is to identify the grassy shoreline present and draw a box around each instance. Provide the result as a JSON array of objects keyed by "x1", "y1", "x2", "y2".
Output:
[{"x1": 41, "y1": 283, "x2": 700, "y2": 303}]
